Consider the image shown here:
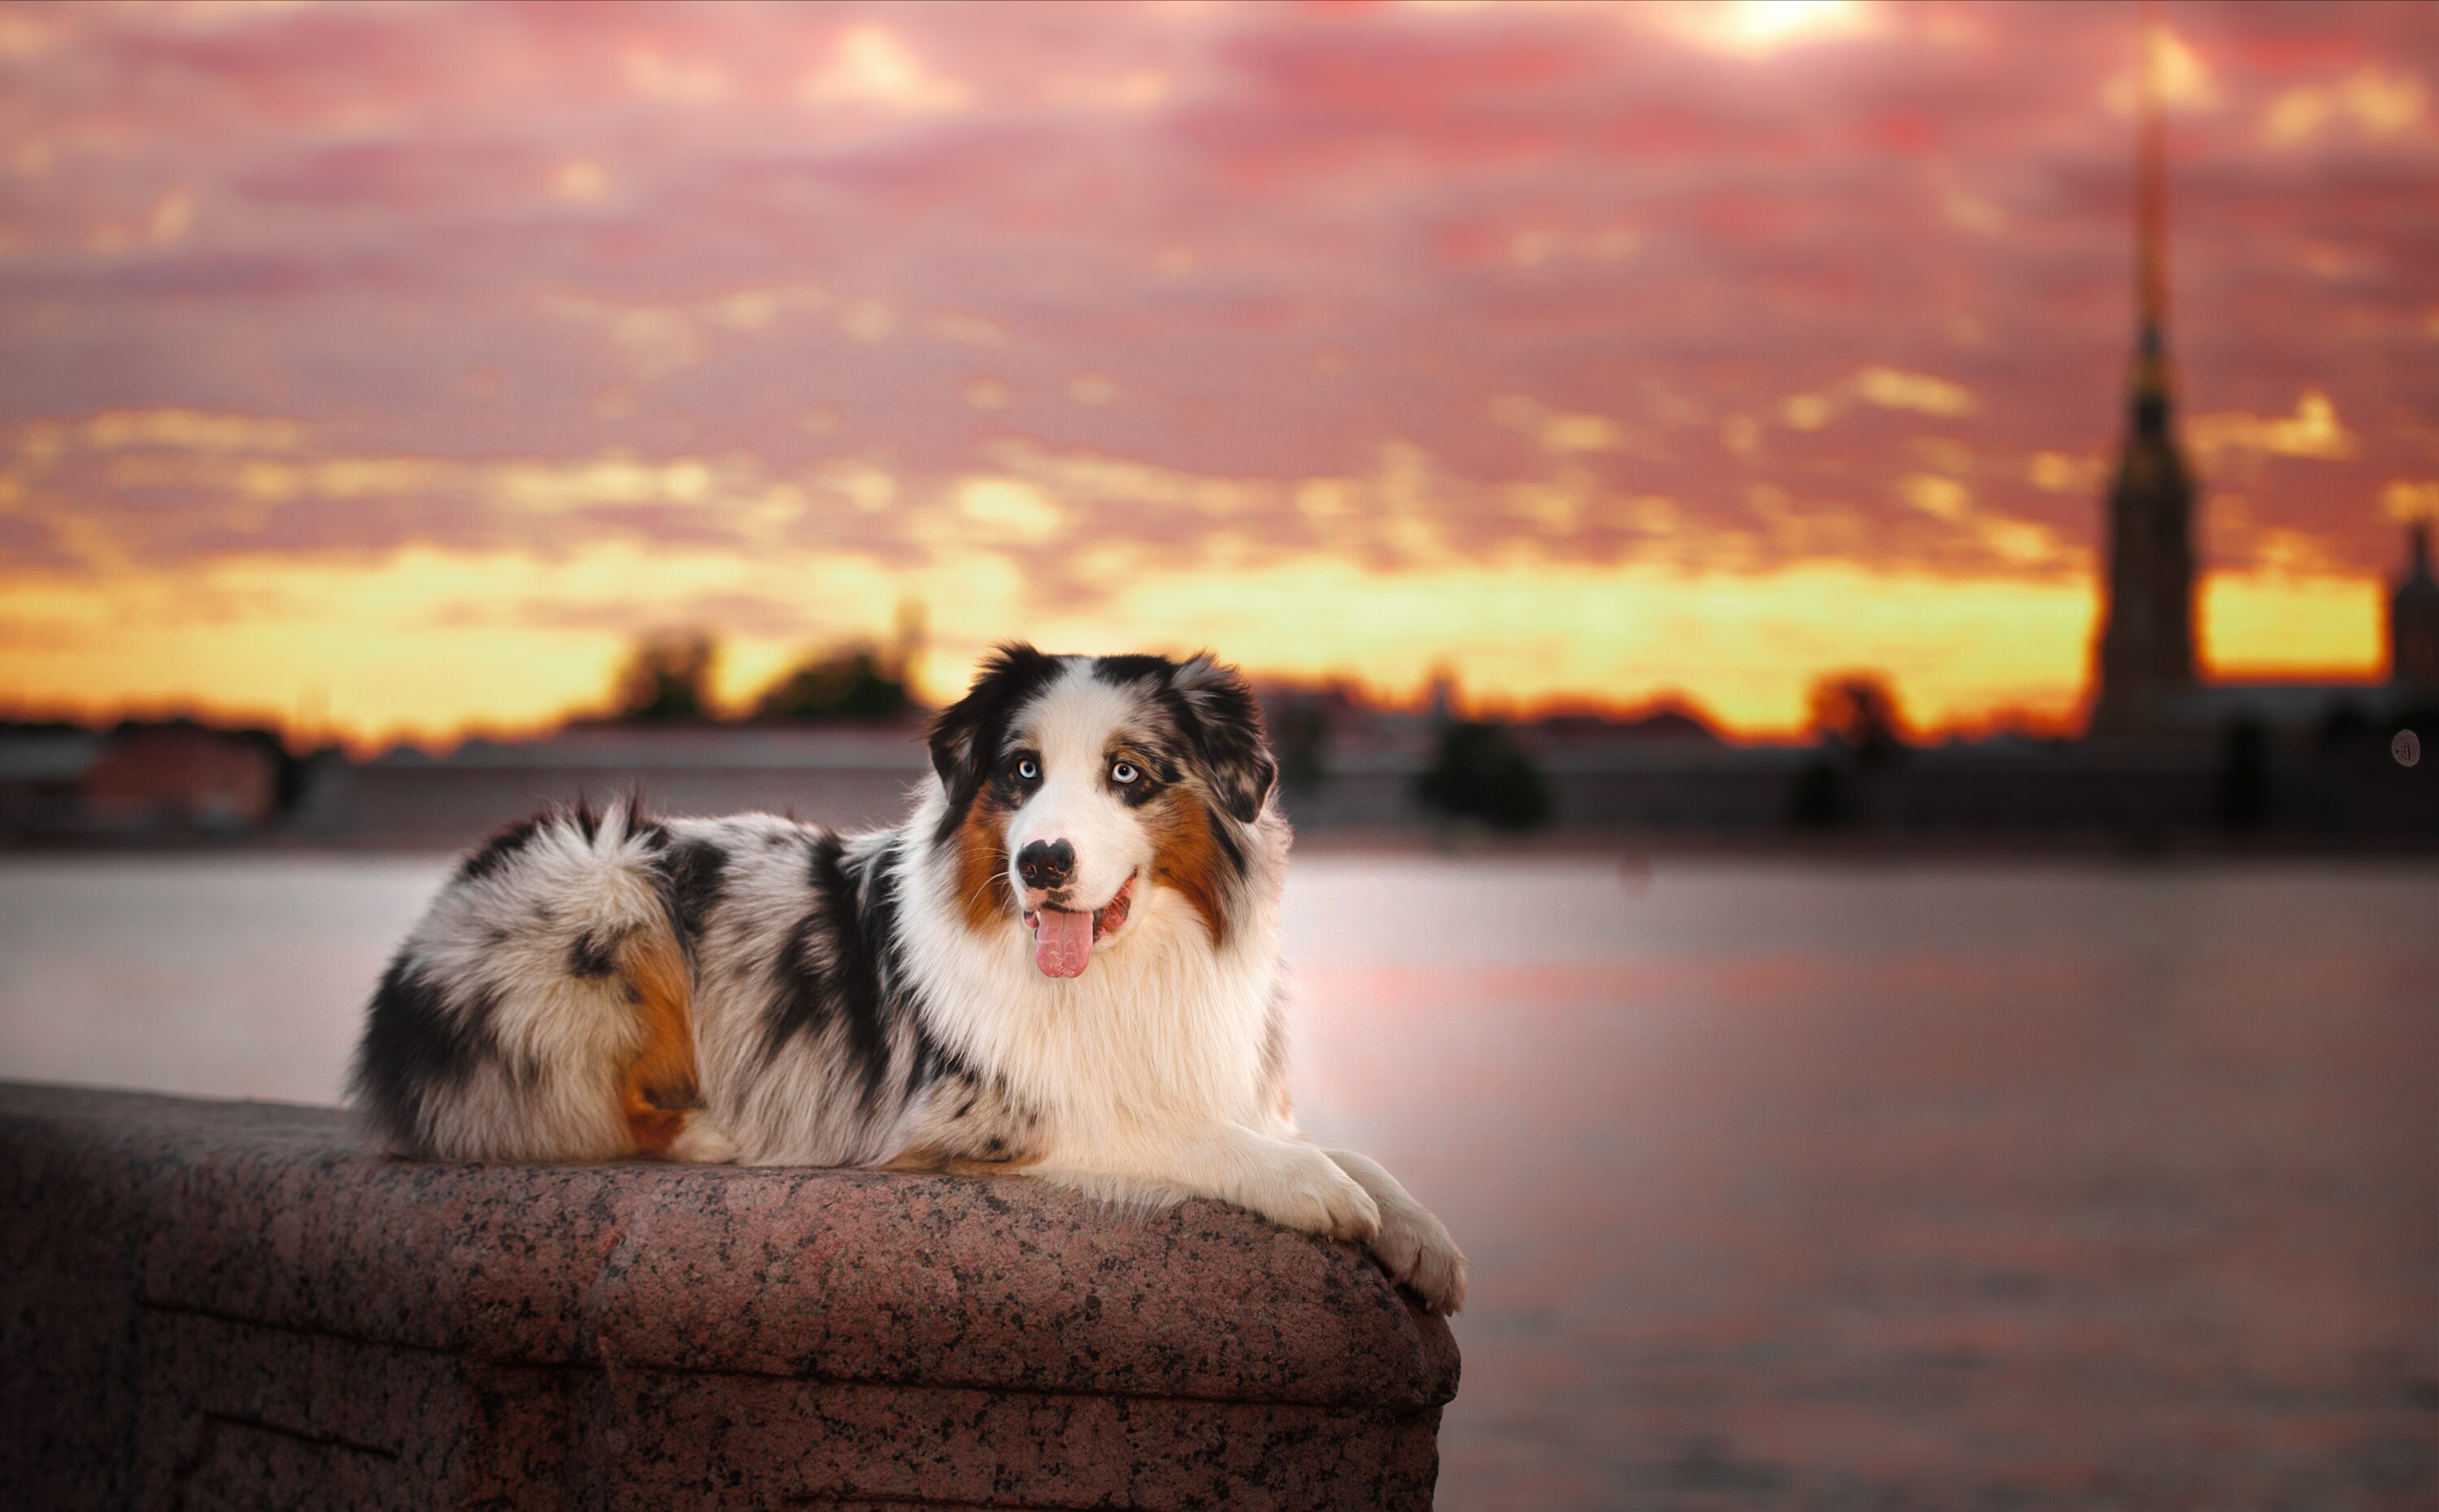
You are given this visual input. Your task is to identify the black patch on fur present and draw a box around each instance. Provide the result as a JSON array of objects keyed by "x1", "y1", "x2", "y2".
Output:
[
  {"x1": 1104, "y1": 735, "x2": 1180, "y2": 810},
  {"x1": 1090, "y1": 654, "x2": 1175, "y2": 688},
  {"x1": 1166, "y1": 659, "x2": 1278, "y2": 825},
  {"x1": 567, "y1": 929, "x2": 620, "y2": 979},
  {"x1": 658, "y1": 837, "x2": 729, "y2": 944},
  {"x1": 621, "y1": 787, "x2": 667, "y2": 851},
  {"x1": 992, "y1": 746, "x2": 1046, "y2": 810},
  {"x1": 1203, "y1": 800, "x2": 1246, "y2": 876},
  {"x1": 903, "y1": 1021, "x2": 972, "y2": 1109},
  {"x1": 569, "y1": 796, "x2": 602, "y2": 844},
  {"x1": 350, "y1": 955, "x2": 498, "y2": 1151},
  {"x1": 927, "y1": 642, "x2": 1066, "y2": 845},
  {"x1": 456, "y1": 815, "x2": 542, "y2": 884},
  {"x1": 1093, "y1": 652, "x2": 1276, "y2": 824},
  {"x1": 765, "y1": 834, "x2": 906, "y2": 1110}
]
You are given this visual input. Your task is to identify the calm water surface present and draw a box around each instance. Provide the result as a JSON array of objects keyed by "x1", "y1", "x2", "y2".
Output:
[{"x1": 2, "y1": 854, "x2": 2433, "y2": 1510}]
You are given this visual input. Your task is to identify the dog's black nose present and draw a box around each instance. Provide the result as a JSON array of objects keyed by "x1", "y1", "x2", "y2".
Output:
[{"x1": 1015, "y1": 839, "x2": 1075, "y2": 890}]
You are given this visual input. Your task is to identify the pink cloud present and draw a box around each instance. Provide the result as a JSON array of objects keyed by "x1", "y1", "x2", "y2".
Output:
[{"x1": 0, "y1": 0, "x2": 2429, "y2": 594}]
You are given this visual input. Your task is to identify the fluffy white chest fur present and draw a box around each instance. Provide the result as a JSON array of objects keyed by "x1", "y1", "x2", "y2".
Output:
[{"x1": 897, "y1": 800, "x2": 1286, "y2": 1135}]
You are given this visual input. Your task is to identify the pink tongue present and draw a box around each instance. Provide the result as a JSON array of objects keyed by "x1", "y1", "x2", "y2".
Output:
[{"x1": 1033, "y1": 908, "x2": 1093, "y2": 979}]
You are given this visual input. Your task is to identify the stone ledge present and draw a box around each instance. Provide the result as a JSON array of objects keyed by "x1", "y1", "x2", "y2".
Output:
[{"x1": 0, "y1": 1082, "x2": 1456, "y2": 1510}]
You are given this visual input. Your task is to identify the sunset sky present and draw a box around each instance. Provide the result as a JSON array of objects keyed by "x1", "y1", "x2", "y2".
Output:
[{"x1": 1, "y1": 0, "x2": 2432, "y2": 746}]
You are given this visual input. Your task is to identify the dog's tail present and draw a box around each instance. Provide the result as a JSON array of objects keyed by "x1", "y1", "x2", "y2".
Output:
[{"x1": 354, "y1": 795, "x2": 737, "y2": 1163}]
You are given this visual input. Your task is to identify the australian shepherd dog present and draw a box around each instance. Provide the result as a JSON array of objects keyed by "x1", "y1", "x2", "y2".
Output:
[{"x1": 350, "y1": 646, "x2": 1465, "y2": 1314}]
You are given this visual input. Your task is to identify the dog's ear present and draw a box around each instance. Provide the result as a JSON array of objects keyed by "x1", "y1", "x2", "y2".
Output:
[
  {"x1": 928, "y1": 643, "x2": 1059, "y2": 812},
  {"x1": 1170, "y1": 653, "x2": 1277, "y2": 825}
]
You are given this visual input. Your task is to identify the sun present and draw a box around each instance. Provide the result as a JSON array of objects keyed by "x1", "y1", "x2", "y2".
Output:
[{"x1": 1661, "y1": 0, "x2": 1878, "y2": 57}]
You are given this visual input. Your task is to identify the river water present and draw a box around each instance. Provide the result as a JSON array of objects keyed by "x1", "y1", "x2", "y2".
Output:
[{"x1": 2, "y1": 853, "x2": 2432, "y2": 1510}]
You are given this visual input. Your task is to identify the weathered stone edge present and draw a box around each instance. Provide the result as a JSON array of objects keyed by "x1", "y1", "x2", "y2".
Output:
[{"x1": 0, "y1": 1082, "x2": 1459, "y2": 1411}]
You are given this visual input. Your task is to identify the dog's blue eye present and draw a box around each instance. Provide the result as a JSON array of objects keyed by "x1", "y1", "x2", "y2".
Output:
[
  {"x1": 1017, "y1": 759, "x2": 1038, "y2": 780},
  {"x1": 1111, "y1": 761, "x2": 1139, "y2": 784}
]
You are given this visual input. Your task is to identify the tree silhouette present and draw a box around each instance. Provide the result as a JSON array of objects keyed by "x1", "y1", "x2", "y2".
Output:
[
  {"x1": 753, "y1": 645, "x2": 911, "y2": 723},
  {"x1": 1806, "y1": 672, "x2": 1906, "y2": 767},
  {"x1": 1791, "y1": 671, "x2": 1908, "y2": 828},
  {"x1": 1418, "y1": 721, "x2": 1552, "y2": 830},
  {"x1": 610, "y1": 632, "x2": 718, "y2": 723}
]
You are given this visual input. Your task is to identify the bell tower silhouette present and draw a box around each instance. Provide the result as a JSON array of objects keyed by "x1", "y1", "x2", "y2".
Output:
[{"x1": 2089, "y1": 7, "x2": 2199, "y2": 736}]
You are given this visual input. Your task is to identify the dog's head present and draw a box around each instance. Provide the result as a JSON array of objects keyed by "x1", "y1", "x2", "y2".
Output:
[{"x1": 928, "y1": 645, "x2": 1278, "y2": 978}]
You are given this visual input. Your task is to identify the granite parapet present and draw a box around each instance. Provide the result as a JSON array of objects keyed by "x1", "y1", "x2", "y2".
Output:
[{"x1": 0, "y1": 1082, "x2": 1455, "y2": 1510}]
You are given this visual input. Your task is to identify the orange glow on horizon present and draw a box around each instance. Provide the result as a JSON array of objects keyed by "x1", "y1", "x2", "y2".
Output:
[{"x1": 0, "y1": 546, "x2": 2389, "y2": 753}]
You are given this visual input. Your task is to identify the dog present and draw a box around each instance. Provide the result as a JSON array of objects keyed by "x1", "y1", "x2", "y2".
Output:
[{"x1": 350, "y1": 645, "x2": 1466, "y2": 1314}]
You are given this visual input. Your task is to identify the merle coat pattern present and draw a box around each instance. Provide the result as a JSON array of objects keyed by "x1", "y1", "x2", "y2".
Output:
[{"x1": 352, "y1": 646, "x2": 1466, "y2": 1314}]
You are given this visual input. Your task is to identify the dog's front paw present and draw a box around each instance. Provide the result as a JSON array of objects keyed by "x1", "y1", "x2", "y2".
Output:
[
  {"x1": 1367, "y1": 1197, "x2": 1468, "y2": 1315},
  {"x1": 1247, "y1": 1145, "x2": 1380, "y2": 1245}
]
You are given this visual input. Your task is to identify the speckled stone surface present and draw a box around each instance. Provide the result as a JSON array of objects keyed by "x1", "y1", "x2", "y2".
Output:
[{"x1": 0, "y1": 1082, "x2": 1456, "y2": 1510}]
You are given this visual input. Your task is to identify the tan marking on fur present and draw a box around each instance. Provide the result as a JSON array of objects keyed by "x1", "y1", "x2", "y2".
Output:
[
  {"x1": 1148, "y1": 789, "x2": 1229, "y2": 947},
  {"x1": 954, "y1": 799, "x2": 1016, "y2": 934},
  {"x1": 615, "y1": 928, "x2": 702, "y2": 1158},
  {"x1": 881, "y1": 1147, "x2": 1046, "y2": 1177}
]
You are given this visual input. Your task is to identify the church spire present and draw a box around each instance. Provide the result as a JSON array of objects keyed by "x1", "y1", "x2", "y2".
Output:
[
  {"x1": 2089, "y1": 0, "x2": 2200, "y2": 737},
  {"x1": 2132, "y1": 3, "x2": 2172, "y2": 419}
]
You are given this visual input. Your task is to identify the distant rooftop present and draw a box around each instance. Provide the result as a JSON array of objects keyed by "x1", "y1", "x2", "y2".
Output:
[{"x1": 379, "y1": 723, "x2": 933, "y2": 771}]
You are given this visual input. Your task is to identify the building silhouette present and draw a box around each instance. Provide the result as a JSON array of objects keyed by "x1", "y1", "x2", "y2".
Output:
[
  {"x1": 2394, "y1": 523, "x2": 2439, "y2": 698},
  {"x1": 2087, "y1": 14, "x2": 2429, "y2": 741},
  {"x1": 2089, "y1": 15, "x2": 2198, "y2": 738}
]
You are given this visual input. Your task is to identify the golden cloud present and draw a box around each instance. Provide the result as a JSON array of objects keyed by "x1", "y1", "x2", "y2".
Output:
[
  {"x1": 85, "y1": 410, "x2": 305, "y2": 454},
  {"x1": 2189, "y1": 388, "x2": 2361, "y2": 463},
  {"x1": 1856, "y1": 366, "x2": 1980, "y2": 419},
  {"x1": 2385, "y1": 480, "x2": 2439, "y2": 524},
  {"x1": 800, "y1": 26, "x2": 971, "y2": 114},
  {"x1": 2263, "y1": 68, "x2": 2428, "y2": 146}
]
